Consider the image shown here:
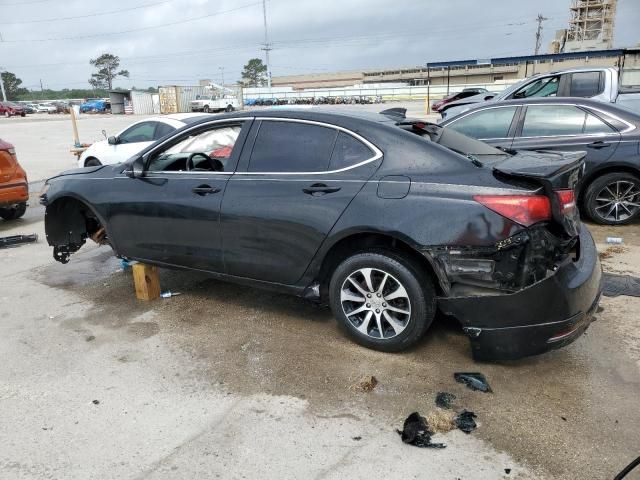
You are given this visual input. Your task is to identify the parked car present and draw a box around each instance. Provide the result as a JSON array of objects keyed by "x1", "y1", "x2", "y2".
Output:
[
  {"x1": 32, "y1": 103, "x2": 56, "y2": 113},
  {"x1": 190, "y1": 94, "x2": 239, "y2": 113},
  {"x1": 41, "y1": 109, "x2": 601, "y2": 360},
  {"x1": 78, "y1": 113, "x2": 209, "y2": 167},
  {"x1": 440, "y1": 67, "x2": 640, "y2": 118},
  {"x1": 22, "y1": 104, "x2": 35, "y2": 114},
  {"x1": 0, "y1": 138, "x2": 28, "y2": 220},
  {"x1": 431, "y1": 88, "x2": 489, "y2": 113},
  {"x1": 440, "y1": 97, "x2": 640, "y2": 225},
  {"x1": 79, "y1": 99, "x2": 110, "y2": 113},
  {"x1": 0, "y1": 102, "x2": 26, "y2": 117}
]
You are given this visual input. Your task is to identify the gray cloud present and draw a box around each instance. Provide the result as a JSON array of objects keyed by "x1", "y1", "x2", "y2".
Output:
[{"x1": 0, "y1": 0, "x2": 638, "y2": 90}]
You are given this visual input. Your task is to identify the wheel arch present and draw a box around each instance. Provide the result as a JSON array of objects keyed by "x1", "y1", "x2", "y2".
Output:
[
  {"x1": 44, "y1": 194, "x2": 110, "y2": 250},
  {"x1": 315, "y1": 231, "x2": 447, "y2": 299},
  {"x1": 579, "y1": 164, "x2": 640, "y2": 206}
]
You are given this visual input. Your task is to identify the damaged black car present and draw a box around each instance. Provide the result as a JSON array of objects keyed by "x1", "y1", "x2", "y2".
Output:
[{"x1": 40, "y1": 108, "x2": 602, "y2": 360}]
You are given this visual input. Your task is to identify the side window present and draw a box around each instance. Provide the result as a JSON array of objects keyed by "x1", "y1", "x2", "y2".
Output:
[
  {"x1": 447, "y1": 107, "x2": 517, "y2": 139},
  {"x1": 569, "y1": 72, "x2": 603, "y2": 97},
  {"x1": 512, "y1": 76, "x2": 559, "y2": 99},
  {"x1": 147, "y1": 124, "x2": 242, "y2": 172},
  {"x1": 583, "y1": 113, "x2": 615, "y2": 134},
  {"x1": 249, "y1": 121, "x2": 338, "y2": 172},
  {"x1": 118, "y1": 122, "x2": 158, "y2": 144},
  {"x1": 521, "y1": 105, "x2": 586, "y2": 136},
  {"x1": 154, "y1": 122, "x2": 175, "y2": 140},
  {"x1": 329, "y1": 132, "x2": 374, "y2": 170}
]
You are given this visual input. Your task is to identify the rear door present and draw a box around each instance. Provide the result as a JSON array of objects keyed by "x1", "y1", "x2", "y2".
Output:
[
  {"x1": 509, "y1": 104, "x2": 621, "y2": 168},
  {"x1": 443, "y1": 105, "x2": 520, "y2": 148},
  {"x1": 221, "y1": 119, "x2": 381, "y2": 284}
]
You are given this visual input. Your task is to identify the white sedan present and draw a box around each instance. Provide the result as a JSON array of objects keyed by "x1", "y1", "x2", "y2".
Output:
[{"x1": 78, "y1": 113, "x2": 209, "y2": 167}]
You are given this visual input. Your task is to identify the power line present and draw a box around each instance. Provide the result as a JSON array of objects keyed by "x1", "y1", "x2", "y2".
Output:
[
  {"x1": 0, "y1": 1, "x2": 263, "y2": 42},
  {"x1": 0, "y1": 0, "x2": 174, "y2": 25},
  {"x1": 534, "y1": 13, "x2": 549, "y2": 55}
]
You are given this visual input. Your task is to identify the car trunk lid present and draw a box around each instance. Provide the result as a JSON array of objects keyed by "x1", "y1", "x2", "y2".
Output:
[{"x1": 487, "y1": 150, "x2": 585, "y2": 237}]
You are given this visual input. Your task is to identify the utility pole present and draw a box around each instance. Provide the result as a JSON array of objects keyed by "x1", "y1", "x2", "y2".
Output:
[
  {"x1": 40, "y1": 79, "x2": 44, "y2": 100},
  {"x1": 0, "y1": 68, "x2": 6, "y2": 102},
  {"x1": 261, "y1": 0, "x2": 272, "y2": 92},
  {"x1": 534, "y1": 14, "x2": 548, "y2": 55},
  {"x1": 219, "y1": 66, "x2": 225, "y2": 88}
]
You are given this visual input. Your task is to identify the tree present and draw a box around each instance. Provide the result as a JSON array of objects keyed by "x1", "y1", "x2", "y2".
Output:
[
  {"x1": 0, "y1": 71, "x2": 29, "y2": 100},
  {"x1": 88, "y1": 53, "x2": 129, "y2": 90},
  {"x1": 241, "y1": 58, "x2": 267, "y2": 87}
]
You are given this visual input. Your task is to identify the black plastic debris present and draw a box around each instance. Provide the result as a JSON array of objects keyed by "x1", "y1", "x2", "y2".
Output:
[
  {"x1": 0, "y1": 233, "x2": 38, "y2": 249},
  {"x1": 435, "y1": 392, "x2": 456, "y2": 409},
  {"x1": 397, "y1": 412, "x2": 446, "y2": 449},
  {"x1": 504, "y1": 468, "x2": 511, "y2": 475},
  {"x1": 615, "y1": 455, "x2": 640, "y2": 480},
  {"x1": 454, "y1": 372, "x2": 492, "y2": 392},
  {"x1": 602, "y1": 273, "x2": 640, "y2": 298},
  {"x1": 92, "y1": 399, "x2": 100, "y2": 405},
  {"x1": 352, "y1": 436, "x2": 362, "y2": 441},
  {"x1": 454, "y1": 410, "x2": 477, "y2": 434}
]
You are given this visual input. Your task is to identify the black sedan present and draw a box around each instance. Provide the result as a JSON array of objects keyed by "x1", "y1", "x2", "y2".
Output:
[
  {"x1": 40, "y1": 109, "x2": 601, "y2": 360},
  {"x1": 439, "y1": 97, "x2": 640, "y2": 225}
]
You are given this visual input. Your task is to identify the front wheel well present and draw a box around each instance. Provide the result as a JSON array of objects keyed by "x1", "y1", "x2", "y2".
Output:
[{"x1": 317, "y1": 233, "x2": 444, "y2": 300}]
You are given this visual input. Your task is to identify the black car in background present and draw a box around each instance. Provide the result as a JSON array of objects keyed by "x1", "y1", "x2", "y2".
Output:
[
  {"x1": 440, "y1": 97, "x2": 640, "y2": 225},
  {"x1": 40, "y1": 109, "x2": 601, "y2": 360}
]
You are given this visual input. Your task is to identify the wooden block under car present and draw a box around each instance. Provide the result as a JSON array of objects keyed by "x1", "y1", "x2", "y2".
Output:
[{"x1": 132, "y1": 263, "x2": 161, "y2": 301}]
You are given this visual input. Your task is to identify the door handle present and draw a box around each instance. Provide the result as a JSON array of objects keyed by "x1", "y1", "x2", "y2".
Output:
[
  {"x1": 302, "y1": 183, "x2": 341, "y2": 196},
  {"x1": 587, "y1": 141, "x2": 611, "y2": 149},
  {"x1": 192, "y1": 185, "x2": 221, "y2": 196}
]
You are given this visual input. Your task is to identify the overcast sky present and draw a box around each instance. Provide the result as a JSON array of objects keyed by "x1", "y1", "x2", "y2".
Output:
[{"x1": 0, "y1": 0, "x2": 638, "y2": 91}]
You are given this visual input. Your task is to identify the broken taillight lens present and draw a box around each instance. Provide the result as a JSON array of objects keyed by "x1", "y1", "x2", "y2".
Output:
[
  {"x1": 555, "y1": 189, "x2": 576, "y2": 215},
  {"x1": 473, "y1": 194, "x2": 551, "y2": 226}
]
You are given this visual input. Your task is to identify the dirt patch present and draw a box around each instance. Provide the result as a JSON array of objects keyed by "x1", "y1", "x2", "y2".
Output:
[{"x1": 599, "y1": 245, "x2": 627, "y2": 261}]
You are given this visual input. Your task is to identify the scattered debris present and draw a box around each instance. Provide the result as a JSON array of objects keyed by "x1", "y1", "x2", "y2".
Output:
[
  {"x1": 454, "y1": 410, "x2": 477, "y2": 433},
  {"x1": 160, "y1": 291, "x2": 182, "y2": 298},
  {"x1": 435, "y1": 392, "x2": 456, "y2": 409},
  {"x1": 505, "y1": 468, "x2": 511, "y2": 474},
  {"x1": 602, "y1": 273, "x2": 640, "y2": 298},
  {"x1": 351, "y1": 375, "x2": 378, "y2": 393},
  {"x1": 425, "y1": 409, "x2": 456, "y2": 433},
  {"x1": 352, "y1": 436, "x2": 362, "y2": 441},
  {"x1": 92, "y1": 399, "x2": 100, "y2": 405},
  {"x1": 454, "y1": 372, "x2": 492, "y2": 393},
  {"x1": 599, "y1": 245, "x2": 627, "y2": 260},
  {"x1": 606, "y1": 236, "x2": 623, "y2": 244},
  {"x1": 0, "y1": 234, "x2": 38, "y2": 249},
  {"x1": 397, "y1": 412, "x2": 446, "y2": 449},
  {"x1": 85, "y1": 335, "x2": 95, "y2": 342},
  {"x1": 561, "y1": 416, "x2": 567, "y2": 421}
]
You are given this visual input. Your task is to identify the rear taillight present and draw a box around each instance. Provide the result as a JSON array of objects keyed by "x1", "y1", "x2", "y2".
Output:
[
  {"x1": 473, "y1": 195, "x2": 551, "y2": 226},
  {"x1": 555, "y1": 189, "x2": 576, "y2": 215}
]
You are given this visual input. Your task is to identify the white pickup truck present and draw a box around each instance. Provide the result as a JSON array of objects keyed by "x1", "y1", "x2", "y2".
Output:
[
  {"x1": 190, "y1": 94, "x2": 239, "y2": 113},
  {"x1": 441, "y1": 67, "x2": 640, "y2": 118}
]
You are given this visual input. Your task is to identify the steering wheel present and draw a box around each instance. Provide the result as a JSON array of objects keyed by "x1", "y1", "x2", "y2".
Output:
[{"x1": 186, "y1": 152, "x2": 219, "y2": 171}]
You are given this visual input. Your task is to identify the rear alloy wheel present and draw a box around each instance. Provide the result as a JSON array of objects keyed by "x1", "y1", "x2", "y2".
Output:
[
  {"x1": 585, "y1": 172, "x2": 640, "y2": 225},
  {"x1": 0, "y1": 202, "x2": 27, "y2": 220},
  {"x1": 329, "y1": 251, "x2": 435, "y2": 352}
]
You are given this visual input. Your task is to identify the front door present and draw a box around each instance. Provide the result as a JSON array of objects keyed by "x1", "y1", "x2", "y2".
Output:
[
  {"x1": 106, "y1": 120, "x2": 249, "y2": 272},
  {"x1": 221, "y1": 119, "x2": 381, "y2": 284}
]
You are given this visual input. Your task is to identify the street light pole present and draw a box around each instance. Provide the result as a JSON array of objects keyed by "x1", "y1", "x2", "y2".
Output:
[
  {"x1": 219, "y1": 66, "x2": 225, "y2": 88},
  {"x1": 261, "y1": 0, "x2": 272, "y2": 92}
]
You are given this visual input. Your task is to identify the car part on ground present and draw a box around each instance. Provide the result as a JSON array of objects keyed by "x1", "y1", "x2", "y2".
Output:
[
  {"x1": 0, "y1": 234, "x2": 38, "y2": 249},
  {"x1": 397, "y1": 412, "x2": 446, "y2": 449},
  {"x1": 453, "y1": 373, "x2": 492, "y2": 392},
  {"x1": 602, "y1": 273, "x2": 640, "y2": 297},
  {"x1": 0, "y1": 138, "x2": 28, "y2": 220},
  {"x1": 41, "y1": 109, "x2": 602, "y2": 360},
  {"x1": 439, "y1": 97, "x2": 640, "y2": 226}
]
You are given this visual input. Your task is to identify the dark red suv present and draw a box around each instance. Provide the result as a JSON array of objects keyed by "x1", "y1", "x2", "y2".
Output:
[{"x1": 0, "y1": 102, "x2": 26, "y2": 117}]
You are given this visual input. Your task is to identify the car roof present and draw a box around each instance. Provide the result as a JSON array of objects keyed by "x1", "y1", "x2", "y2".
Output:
[
  {"x1": 442, "y1": 97, "x2": 640, "y2": 124},
  {"x1": 164, "y1": 112, "x2": 212, "y2": 122}
]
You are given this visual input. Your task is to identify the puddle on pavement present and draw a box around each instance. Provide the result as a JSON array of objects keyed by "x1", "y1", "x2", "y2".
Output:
[{"x1": 31, "y1": 249, "x2": 640, "y2": 480}]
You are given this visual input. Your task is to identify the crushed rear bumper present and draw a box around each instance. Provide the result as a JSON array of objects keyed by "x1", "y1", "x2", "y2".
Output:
[{"x1": 438, "y1": 227, "x2": 602, "y2": 361}]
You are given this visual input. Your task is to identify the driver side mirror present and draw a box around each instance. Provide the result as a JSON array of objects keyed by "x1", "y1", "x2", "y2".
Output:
[
  {"x1": 108, "y1": 136, "x2": 118, "y2": 145},
  {"x1": 125, "y1": 155, "x2": 145, "y2": 178}
]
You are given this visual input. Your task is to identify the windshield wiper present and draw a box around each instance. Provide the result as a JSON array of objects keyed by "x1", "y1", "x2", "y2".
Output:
[{"x1": 465, "y1": 154, "x2": 483, "y2": 167}]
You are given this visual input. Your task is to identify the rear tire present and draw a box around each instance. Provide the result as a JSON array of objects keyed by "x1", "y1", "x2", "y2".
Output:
[
  {"x1": 84, "y1": 157, "x2": 102, "y2": 167},
  {"x1": 584, "y1": 172, "x2": 640, "y2": 225},
  {"x1": 225, "y1": 104, "x2": 234, "y2": 112},
  {"x1": 203, "y1": 105, "x2": 210, "y2": 113},
  {"x1": 0, "y1": 202, "x2": 27, "y2": 220},
  {"x1": 329, "y1": 250, "x2": 436, "y2": 352}
]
